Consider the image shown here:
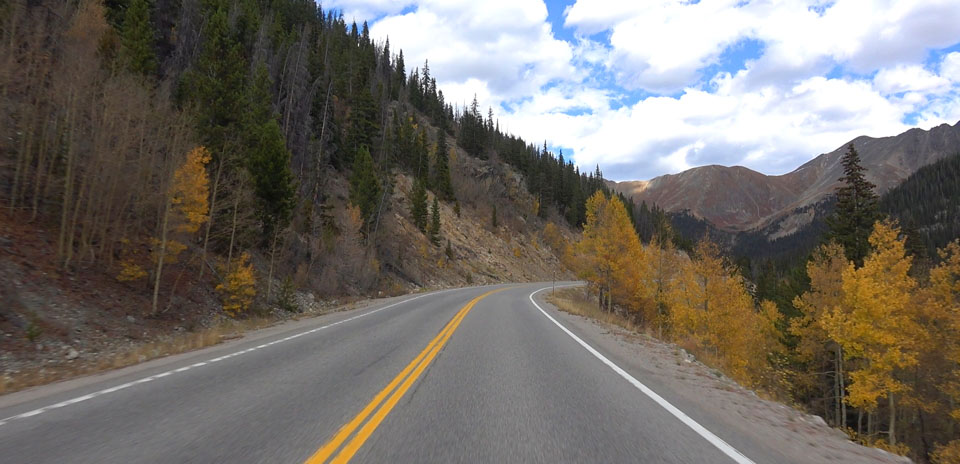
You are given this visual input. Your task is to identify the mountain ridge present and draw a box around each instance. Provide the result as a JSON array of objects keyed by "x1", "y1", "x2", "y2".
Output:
[{"x1": 612, "y1": 121, "x2": 960, "y2": 233}]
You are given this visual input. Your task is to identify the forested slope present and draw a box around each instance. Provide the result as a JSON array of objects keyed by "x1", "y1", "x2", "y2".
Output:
[{"x1": 0, "y1": 0, "x2": 606, "y2": 380}]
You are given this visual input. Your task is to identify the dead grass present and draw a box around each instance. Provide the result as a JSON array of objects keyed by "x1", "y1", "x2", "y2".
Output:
[
  {"x1": 546, "y1": 287, "x2": 643, "y2": 334},
  {"x1": 0, "y1": 317, "x2": 275, "y2": 395}
]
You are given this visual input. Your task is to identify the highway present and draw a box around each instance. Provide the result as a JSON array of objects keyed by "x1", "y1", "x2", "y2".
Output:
[{"x1": 0, "y1": 283, "x2": 789, "y2": 463}]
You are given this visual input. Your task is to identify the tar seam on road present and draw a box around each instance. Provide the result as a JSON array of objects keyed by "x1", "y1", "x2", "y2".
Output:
[
  {"x1": 305, "y1": 287, "x2": 507, "y2": 464},
  {"x1": 528, "y1": 286, "x2": 757, "y2": 464},
  {"x1": 0, "y1": 288, "x2": 464, "y2": 428}
]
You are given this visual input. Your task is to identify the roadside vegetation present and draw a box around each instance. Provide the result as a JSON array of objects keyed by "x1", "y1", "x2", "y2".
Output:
[{"x1": 562, "y1": 144, "x2": 960, "y2": 462}]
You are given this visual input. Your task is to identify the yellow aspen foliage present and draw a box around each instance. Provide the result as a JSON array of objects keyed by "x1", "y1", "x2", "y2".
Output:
[
  {"x1": 542, "y1": 222, "x2": 563, "y2": 251},
  {"x1": 116, "y1": 260, "x2": 148, "y2": 282},
  {"x1": 932, "y1": 440, "x2": 960, "y2": 464},
  {"x1": 151, "y1": 146, "x2": 211, "y2": 315},
  {"x1": 217, "y1": 252, "x2": 256, "y2": 316},
  {"x1": 665, "y1": 240, "x2": 781, "y2": 386},
  {"x1": 577, "y1": 192, "x2": 642, "y2": 312},
  {"x1": 639, "y1": 234, "x2": 679, "y2": 334},
  {"x1": 824, "y1": 219, "x2": 920, "y2": 446},
  {"x1": 170, "y1": 146, "x2": 212, "y2": 234},
  {"x1": 791, "y1": 242, "x2": 849, "y2": 395},
  {"x1": 792, "y1": 242, "x2": 848, "y2": 360},
  {"x1": 923, "y1": 241, "x2": 960, "y2": 422}
]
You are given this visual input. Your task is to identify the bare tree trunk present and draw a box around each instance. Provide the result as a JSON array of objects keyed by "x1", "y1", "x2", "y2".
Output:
[
  {"x1": 151, "y1": 201, "x2": 171, "y2": 316},
  {"x1": 834, "y1": 351, "x2": 841, "y2": 426},
  {"x1": 226, "y1": 178, "x2": 243, "y2": 275},
  {"x1": 858, "y1": 408, "x2": 863, "y2": 438},
  {"x1": 198, "y1": 158, "x2": 224, "y2": 279},
  {"x1": 267, "y1": 227, "x2": 280, "y2": 300},
  {"x1": 888, "y1": 394, "x2": 896, "y2": 446},
  {"x1": 58, "y1": 92, "x2": 77, "y2": 260},
  {"x1": 839, "y1": 348, "x2": 847, "y2": 429}
]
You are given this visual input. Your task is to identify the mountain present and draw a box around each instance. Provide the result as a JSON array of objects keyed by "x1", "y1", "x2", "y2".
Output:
[{"x1": 612, "y1": 122, "x2": 960, "y2": 233}]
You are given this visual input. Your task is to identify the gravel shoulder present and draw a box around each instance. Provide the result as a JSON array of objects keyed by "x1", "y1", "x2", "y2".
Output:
[{"x1": 539, "y1": 289, "x2": 911, "y2": 464}]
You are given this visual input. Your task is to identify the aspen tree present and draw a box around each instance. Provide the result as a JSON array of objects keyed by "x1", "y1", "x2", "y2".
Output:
[
  {"x1": 825, "y1": 220, "x2": 920, "y2": 446},
  {"x1": 792, "y1": 242, "x2": 851, "y2": 427},
  {"x1": 151, "y1": 147, "x2": 210, "y2": 315}
]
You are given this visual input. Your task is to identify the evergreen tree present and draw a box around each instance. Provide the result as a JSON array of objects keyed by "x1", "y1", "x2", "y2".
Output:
[
  {"x1": 445, "y1": 239, "x2": 453, "y2": 259},
  {"x1": 341, "y1": 86, "x2": 379, "y2": 170},
  {"x1": 492, "y1": 204, "x2": 498, "y2": 229},
  {"x1": 428, "y1": 196, "x2": 441, "y2": 245},
  {"x1": 119, "y1": 0, "x2": 157, "y2": 76},
  {"x1": 410, "y1": 178, "x2": 428, "y2": 232},
  {"x1": 432, "y1": 130, "x2": 453, "y2": 199},
  {"x1": 454, "y1": 199, "x2": 461, "y2": 218},
  {"x1": 244, "y1": 63, "x2": 274, "y2": 130},
  {"x1": 416, "y1": 126, "x2": 430, "y2": 185},
  {"x1": 188, "y1": 6, "x2": 247, "y2": 158},
  {"x1": 246, "y1": 120, "x2": 296, "y2": 238},
  {"x1": 826, "y1": 143, "x2": 881, "y2": 267},
  {"x1": 348, "y1": 146, "x2": 381, "y2": 227}
]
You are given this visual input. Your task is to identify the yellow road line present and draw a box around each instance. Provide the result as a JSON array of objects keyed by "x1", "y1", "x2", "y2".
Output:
[{"x1": 305, "y1": 288, "x2": 505, "y2": 464}]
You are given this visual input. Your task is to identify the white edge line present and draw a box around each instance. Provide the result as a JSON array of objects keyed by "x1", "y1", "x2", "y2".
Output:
[
  {"x1": 528, "y1": 286, "x2": 756, "y2": 464},
  {"x1": 0, "y1": 287, "x2": 462, "y2": 427}
]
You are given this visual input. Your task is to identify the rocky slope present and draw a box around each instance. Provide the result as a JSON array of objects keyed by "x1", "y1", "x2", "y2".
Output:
[{"x1": 613, "y1": 121, "x2": 960, "y2": 232}]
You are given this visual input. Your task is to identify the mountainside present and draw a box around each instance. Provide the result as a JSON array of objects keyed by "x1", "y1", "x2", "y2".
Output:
[
  {"x1": 0, "y1": 0, "x2": 598, "y2": 388},
  {"x1": 613, "y1": 121, "x2": 960, "y2": 232}
]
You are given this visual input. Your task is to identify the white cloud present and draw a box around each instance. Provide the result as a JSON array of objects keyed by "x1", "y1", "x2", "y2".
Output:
[
  {"x1": 943, "y1": 52, "x2": 960, "y2": 82},
  {"x1": 324, "y1": 0, "x2": 417, "y2": 24},
  {"x1": 874, "y1": 65, "x2": 950, "y2": 95},
  {"x1": 369, "y1": 0, "x2": 576, "y2": 109},
  {"x1": 564, "y1": 0, "x2": 960, "y2": 93},
  {"x1": 340, "y1": 0, "x2": 960, "y2": 182},
  {"x1": 501, "y1": 72, "x2": 913, "y2": 180}
]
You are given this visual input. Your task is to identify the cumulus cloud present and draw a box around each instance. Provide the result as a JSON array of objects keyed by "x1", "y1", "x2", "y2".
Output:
[
  {"x1": 564, "y1": 0, "x2": 960, "y2": 93},
  {"x1": 324, "y1": 0, "x2": 417, "y2": 24},
  {"x1": 369, "y1": 0, "x2": 576, "y2": 109},
  {"x1": 341, "y1": 0, "x2": 960, "y2": 181}
]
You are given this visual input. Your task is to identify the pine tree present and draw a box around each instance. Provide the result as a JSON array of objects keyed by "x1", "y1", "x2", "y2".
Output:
[
  {"x1": 415, "y1": 126, "x2": 430, "y2": 185},
  {"x1": 492, "y1": 204, "x2": 498, "y2": 229},
  {"x1": 454, "y1": 199, "x2": 461, "y2": 218},
  {"x1": 433, "y1": 131, "x2": 453, "y2": 199},
  {"x1": 445, "y1": 239, "x2": 453, "y2": 260},
  {"x1": 342, "y1": 86, "x2": 379, "y2": 170},
  {"x1": 119, "y1": 0, "x2": 157, "y2": 76},
  {"x1": 247, "y1": 120, "x2": 296, "y2": 238},
  {"x1": 827, "y1": 143, "x2": 881, "y2": 267},
  {"x1": 188, "y1": 6, "x2": 247, "y2": 157},
  {"x1": 410, "y1": 178, "x2": 428, "y2": 232},
  {"x1": 348, "y1": 146, "x2": 381, "y2": 227},
  {"x1": 428, "y1": 196, "x2": 441, "y2": 245}
]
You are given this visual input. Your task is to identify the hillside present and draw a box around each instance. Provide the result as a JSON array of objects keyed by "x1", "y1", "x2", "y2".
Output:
[
  {"x1": 0, "y1": 1, "x2": 596, "y2": 386},
  {"x1": 881, "y1": 152, "x2": 960, "y2": 258},
  {"x1": 612, "y1": 121, "x2": 960, "y2": 233}
]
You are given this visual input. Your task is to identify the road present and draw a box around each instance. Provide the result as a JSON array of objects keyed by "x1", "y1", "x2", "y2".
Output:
[{"x1": 0, "y1": 283, "x2": 788, "y2": 463}]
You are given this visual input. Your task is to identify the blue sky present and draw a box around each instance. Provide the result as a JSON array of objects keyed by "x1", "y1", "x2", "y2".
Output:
[{"x1": 329, "y1": 0, "x2": 960, "y2": 181}]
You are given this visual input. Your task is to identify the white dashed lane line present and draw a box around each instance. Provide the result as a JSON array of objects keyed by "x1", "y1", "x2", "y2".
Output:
[{"x1": 0, "y1": 288, "x2": 461, "y2": 427}]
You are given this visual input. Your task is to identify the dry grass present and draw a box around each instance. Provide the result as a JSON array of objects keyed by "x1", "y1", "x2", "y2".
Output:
[
  {"x1": 0, "y1": 317, "x2": 276, "y2": 395},
  {"x1": 546, "y1": 287, "x2": 642, "y2": 334}
]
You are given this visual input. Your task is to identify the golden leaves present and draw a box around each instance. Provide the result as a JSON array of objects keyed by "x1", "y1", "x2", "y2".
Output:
[
  {"x1": 169, "y1": 146, "x2": 211, "y2": 234},
  {"x1": 217, "y1": 252, "x2": 256, "y2": 317}
]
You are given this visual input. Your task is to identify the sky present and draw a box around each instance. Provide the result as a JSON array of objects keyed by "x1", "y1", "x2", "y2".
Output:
[{"x1": 325, "y1": 0, "x2": 960, "y2": 181}]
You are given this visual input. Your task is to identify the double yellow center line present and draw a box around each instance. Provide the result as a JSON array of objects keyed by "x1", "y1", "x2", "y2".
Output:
[{"x1": 305, "y1": 288, "x2": 505, "y2": 464}]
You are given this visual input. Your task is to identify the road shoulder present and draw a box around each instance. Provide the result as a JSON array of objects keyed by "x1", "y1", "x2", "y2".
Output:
[{"x1": 532, "y1": 288, "x2": 911, "y2": 464}]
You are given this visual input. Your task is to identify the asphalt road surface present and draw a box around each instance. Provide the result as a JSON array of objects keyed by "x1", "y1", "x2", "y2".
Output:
[{"x1": 0, "y1": 283, "x2": 790, "y2": 463}]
